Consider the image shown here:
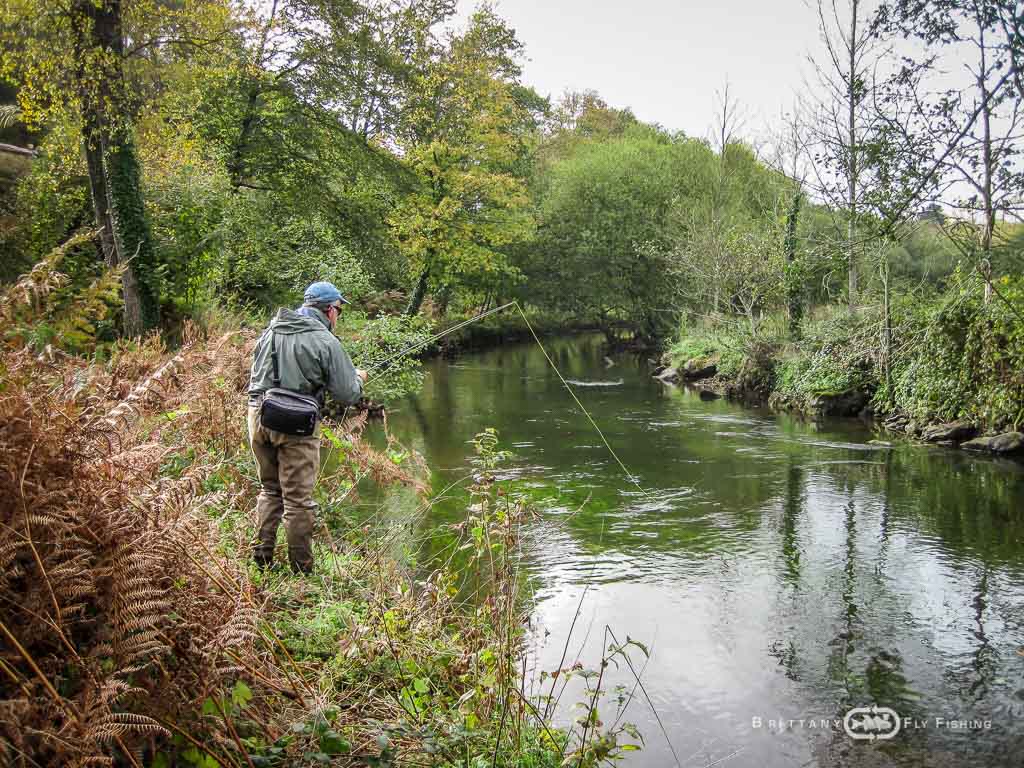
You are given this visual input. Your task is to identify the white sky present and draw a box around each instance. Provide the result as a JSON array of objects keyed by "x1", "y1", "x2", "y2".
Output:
[{"x1": 455, "y1": 0, "x2": 824, "y2": 142}]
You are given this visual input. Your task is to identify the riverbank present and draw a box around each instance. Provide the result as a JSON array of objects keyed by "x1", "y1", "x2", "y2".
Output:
[
  {"x1": 660, "y1": 296, "x2": 1024, "y2": 459},
  {"x1": 0, "y1": 329, "x2": 570, "y2": 767}
]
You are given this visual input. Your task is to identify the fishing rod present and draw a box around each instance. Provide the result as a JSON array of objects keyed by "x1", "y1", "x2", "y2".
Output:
[{"x1": 363, "y1": 300, "x2": 517, "y2": 383}]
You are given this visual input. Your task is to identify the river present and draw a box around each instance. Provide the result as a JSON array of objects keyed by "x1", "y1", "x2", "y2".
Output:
[{"x1": 363, "y1": 333, "x2": 1024, "y2": 768}]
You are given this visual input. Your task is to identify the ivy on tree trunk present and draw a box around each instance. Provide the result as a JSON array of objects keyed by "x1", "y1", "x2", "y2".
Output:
[
  {"x1": 405, "y1": 267, "x2": 430, "y2": 316},
  {"x1": 73, "y1": 0, "x2": 160, "y2": 336},
  {"x1": 785, "y1": 190, "x2": 803, "y2": 340}
]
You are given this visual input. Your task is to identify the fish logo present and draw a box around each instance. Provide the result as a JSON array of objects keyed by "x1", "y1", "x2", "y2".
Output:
[{"x1": 843, "y1": 705, "x2": 902, "y2": 741}]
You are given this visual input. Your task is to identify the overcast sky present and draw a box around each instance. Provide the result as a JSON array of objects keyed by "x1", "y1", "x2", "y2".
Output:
[{"x1": 455, "y1": 0, "x2": 825, "y2": 142}]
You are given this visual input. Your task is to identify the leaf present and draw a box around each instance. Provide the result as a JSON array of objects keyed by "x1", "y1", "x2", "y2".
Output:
[
  {"x1": 413, "y1": 677, "x2": 429, "y2": 694},
  {"x1": 231, "y1": 680, "x2": 253, "y2": 709},
  {"x1": 319, "y1": 729, "x2": 350, "y2": 755},
  {"x1": 625, "y1": 635, "x2": 650, "y2": 658}
]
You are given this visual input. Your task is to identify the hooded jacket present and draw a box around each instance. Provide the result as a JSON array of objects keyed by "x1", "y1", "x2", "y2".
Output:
[{"x1": 248, "y1": 307, "x2": 363, "y2": 405}]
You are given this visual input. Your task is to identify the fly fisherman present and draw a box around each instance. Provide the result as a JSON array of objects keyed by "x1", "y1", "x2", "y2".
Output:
[{"x1": 247, "y1": 281, "x2": 368, "y2": 574}]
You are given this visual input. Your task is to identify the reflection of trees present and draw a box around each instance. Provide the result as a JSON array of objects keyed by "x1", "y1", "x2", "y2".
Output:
[
  {"x1": 969, "y1": 564, "x2": 997, "y2": 700},
  {"x1": 827, "y1": 500, "x2": 860, "y2": 707},
  {"x1": 817, "y1": 449, "x2": 1024, "y2": 566},
  {"x1": 406, "y1": 393, "x2": 430, "y2": 438},
  {"x1": 781, "y1": 459, "x2": 803, "y2": 587},
  {"x1": 767, "y1": 459, "x2": 805, "y2": 682}
]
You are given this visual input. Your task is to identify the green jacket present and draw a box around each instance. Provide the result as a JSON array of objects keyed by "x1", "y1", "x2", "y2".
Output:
[{"x1": 248, "y1": 307, "x2": 363, "y2": 405}]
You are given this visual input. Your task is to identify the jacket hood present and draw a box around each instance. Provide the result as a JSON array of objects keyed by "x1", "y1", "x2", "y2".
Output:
[{"x1": 269, "y1": 307, "x2": 330, "y2": 335}]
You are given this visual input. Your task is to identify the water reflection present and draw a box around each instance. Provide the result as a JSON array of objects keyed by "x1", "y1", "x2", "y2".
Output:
[{"x1": 364, "y1": 335, "x2": 1024, "y2": 767}]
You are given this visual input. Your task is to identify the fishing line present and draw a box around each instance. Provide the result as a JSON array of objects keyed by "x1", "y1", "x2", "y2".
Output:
[
  {"x1": 359, "y1": 299, "x2": 654, "y2": 501},
  {"x1": 353, "y1": 303, "x2": 671, "y2": 759},
  {"x1": 512, "y1": 301, "x2": 655, "y2": 501}
]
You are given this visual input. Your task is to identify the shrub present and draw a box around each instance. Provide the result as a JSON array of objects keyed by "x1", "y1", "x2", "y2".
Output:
[
  {"x1": 0, "y1": 335, "x2": 281, "y2": 767},
  {"x1": 776, "y1": 305, "x2": 879, "y2": 401},
  {"x1": 889, "y1": 272, "x2": 1024, "y2": 429},
  {"x1": 0, "y1": 231, "x2": 123, "y2": 353}
]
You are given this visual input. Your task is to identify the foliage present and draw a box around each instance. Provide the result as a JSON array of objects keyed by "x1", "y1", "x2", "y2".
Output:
[
  {"x1": 390, "y1": 6, "x2": 537, "y2": 314},
  {"x1": 0, "y1": 230, "x2": 123, "y2": 352},
  {"x1": 2, "y1": 119, "x2": 92, "y2": 281},
  {"x1": 888, "y1": 272, "x2": 1024, "y2": 429},
  {"x1": 528, "y1": 127, "x2": 685, "y2": 342},
  {"x1": 339, "y1": 310, "x2": 433, "y2": 402},
  {"x1": 775, "y1": 306, "x2": 881, "y2": 400}
]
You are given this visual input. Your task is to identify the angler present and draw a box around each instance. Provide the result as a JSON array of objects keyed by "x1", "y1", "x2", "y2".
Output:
[{"x1": 247, "y1": 281, "x2": 368, "y2": 574}]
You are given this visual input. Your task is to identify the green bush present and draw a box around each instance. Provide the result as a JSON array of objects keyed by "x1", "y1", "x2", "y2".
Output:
[
  {"x1": 667, "y1": 326, "x2": 757, "y2": 380},
  {"x1": 889, "y1": 272, "x2": 1024, "y2": 429},
  {"x1": 340, "y1": 311, "x2": 433, "y2": 402},
  {"x1": 775, "y1": 305, "x2": 879, "y2": 401}
]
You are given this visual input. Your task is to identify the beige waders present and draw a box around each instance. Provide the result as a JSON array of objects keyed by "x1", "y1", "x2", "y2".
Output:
[{"x1": 248, "y1": 404, "x2": 321, "y2": 573}]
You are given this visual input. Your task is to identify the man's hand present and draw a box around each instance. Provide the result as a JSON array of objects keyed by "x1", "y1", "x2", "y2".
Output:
[{"x1": 356, "y1": 368, "x2": 369, "y2": 383}]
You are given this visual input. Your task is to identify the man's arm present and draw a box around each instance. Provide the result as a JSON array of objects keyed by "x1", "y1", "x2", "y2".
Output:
[{"x1": 324, "y1": 337, "x2": 364, "y2": 405}]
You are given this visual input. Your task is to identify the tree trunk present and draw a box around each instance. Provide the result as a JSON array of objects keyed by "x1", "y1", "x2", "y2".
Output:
[
  {"x1": 83, "y1": 128, "x2": 116, "y2": 264},
  {"x1": 785, "y1": 190, "x2": 803, "y2": 339},
  {"x1": 436, "y1": 283, "x2": 452, "y2": 316},
  {"x1": 405, "y1": 267, "x2": 430, "y2": 316},
  {"x1": 228, "y1": 0, "x2": 279, "y2": 191},
  {"x1": 978, "y1": 14, "x2": 995, "y2": 304},
  {"x1": 881, "y1": 254, "x2": 892, "y2": 409},
  {"x1": 105, "y1": 131, "x2": 159, "y2": 332},
  {"x1": 73, "y1": 0, "x2": 159, "y2": 335},
  {"x1": 847, "y1": 0, "x2": 859, "y2": 314}
]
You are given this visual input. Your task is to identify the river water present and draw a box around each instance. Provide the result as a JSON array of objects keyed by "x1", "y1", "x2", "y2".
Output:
[{"x1": 364, "y1": 334, "x2": 1024, "y2": 767}]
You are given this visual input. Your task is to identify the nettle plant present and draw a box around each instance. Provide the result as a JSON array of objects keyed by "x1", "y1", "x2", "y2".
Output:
[{"x1": 538, "y1": 630, "x2": 648, "y2": 766}]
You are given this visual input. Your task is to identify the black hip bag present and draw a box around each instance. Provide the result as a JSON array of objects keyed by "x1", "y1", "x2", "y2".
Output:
[{"x1": 259, "y1": 332, "x2": 322, "y2": 437}]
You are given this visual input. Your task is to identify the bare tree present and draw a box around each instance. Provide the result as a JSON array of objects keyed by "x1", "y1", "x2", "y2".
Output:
[
  {"x1": 766, "y1": 105, "x2": 812, "y2": 186},
  {"x1": 711, "y1": 78, "x2": 747, "y2": 155},
  {"x1": 997, "y1": 1, "x2": 1024, "y2": 100},
  {"x1": 876, "y1": 0, "x2": 1023, "y2": 301},
  {"x1": 805, "y1": 0, "x2": 888, "y2": 312},
  {"x1": 948, "y1": 1, "x2": 1022, "y2": 300}
]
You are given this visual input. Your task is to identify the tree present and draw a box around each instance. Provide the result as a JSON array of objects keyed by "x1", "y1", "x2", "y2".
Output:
[
  {"x1": 286, "y1": 0, "x2": 456, "y2": 142},
  {"x1": 766, "y1": 107, "x2": 812, "y2": 338},
  {"x1": 390, "y1": 7, "x2": 535, "y2": 316},
  {"x1": 668, "y1": 135, "x2": 789, "y2": 328},
  {"x1": 531, "y1": 128, "x2": 685, "y2": 342},
  {"x1": 876, "y1": 0, "x2": 1024, "y2": 300},
  {"x1": 0, "y1": 0, "x2": 231, "y2": 334},
  {"x1": 806, "y1": 0, "x2": 888, "y2": 312},
  {"x1": 711, "y1": 78, "x2": 747, "y2": 156}
]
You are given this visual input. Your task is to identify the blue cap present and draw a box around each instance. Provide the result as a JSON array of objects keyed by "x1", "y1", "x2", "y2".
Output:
[{"x1": 303, "y1": 281, "x2": 349, "y2": 306}]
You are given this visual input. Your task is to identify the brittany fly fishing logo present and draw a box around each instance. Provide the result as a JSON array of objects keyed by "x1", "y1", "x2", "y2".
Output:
[{"x1": 843, "y1": 705, "x2": 902, "y2": 741}]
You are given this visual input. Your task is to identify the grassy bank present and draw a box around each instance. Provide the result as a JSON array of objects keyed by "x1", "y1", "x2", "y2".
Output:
[
  {"x1": 666, "y1": 272, "x2": 1024, "y2": 443},
  {"x1": 0, "y1": 270, "x2": 650, "y2": 766},
  {"x1": 0, "y1": 326, "x2": 567, "y2": 766}
]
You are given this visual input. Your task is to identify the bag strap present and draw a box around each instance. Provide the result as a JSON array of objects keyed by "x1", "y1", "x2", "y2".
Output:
[
  {"x1": 270, "y1": 330, "x2": 281, "y2": 388},
  {"x1": 268, "y1": 324, "x2": 326, "y2": 404}
]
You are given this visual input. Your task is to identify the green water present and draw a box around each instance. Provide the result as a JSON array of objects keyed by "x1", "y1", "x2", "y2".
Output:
[{"x1": 364, "y1": 334, "x2": 1024, "y2": 767}]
